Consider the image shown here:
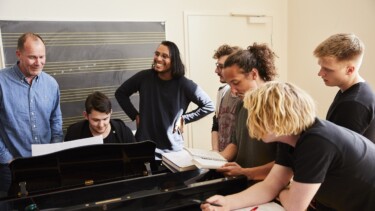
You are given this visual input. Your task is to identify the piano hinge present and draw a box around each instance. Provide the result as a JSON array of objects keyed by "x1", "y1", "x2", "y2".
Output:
[
  {"x1": 17, "y1": 181, "x2": 28, "y2": 197},
  {"x1": 85, "y1": 180, "x2": 94, "y2": 186},
  {"x1": 144, "y1": 162, "x2": 152, "y2": 176}
]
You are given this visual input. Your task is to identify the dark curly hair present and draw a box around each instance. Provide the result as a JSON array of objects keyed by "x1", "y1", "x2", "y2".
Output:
[
  {"x1": 224, "y1": 43, "x2": 278, "y2": 82},
  {"x1": 213, "y1": 44, "x2": 242, "y2": 59}
]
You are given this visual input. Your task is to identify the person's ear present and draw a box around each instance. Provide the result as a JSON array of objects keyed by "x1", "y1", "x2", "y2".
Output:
[
  {"x1": 251, "y1": 68, "x2": 259, "y2": 80},
  {"x1": 346, "y1": 65, "x2": 355, "y2": 75},
  {"x1": 16, "y1": 50, "x2": 21, "y2": 59},
  {"x1": 83, "y1": 111, "x2": 89, "y2": 120}
]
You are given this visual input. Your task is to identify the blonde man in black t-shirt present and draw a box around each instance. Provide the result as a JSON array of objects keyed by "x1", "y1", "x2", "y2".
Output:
[
  {"x1": 202, "y1": 81, "x2": 375, "y2": 211},
  {"x1": 314, "y1": 33, "x2": 375, "y2": 143}
]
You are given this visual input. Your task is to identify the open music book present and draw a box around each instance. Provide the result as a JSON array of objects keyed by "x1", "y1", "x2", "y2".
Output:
[
  {"x1": 162, "y1": 150, "x2": 197, "y2": 172},
  {"x1": 162, "y1": 148, "x2": 227, "y2": 172},
  {"x1": 184, "y1": 147, "x2": 227, "y2": 169}
]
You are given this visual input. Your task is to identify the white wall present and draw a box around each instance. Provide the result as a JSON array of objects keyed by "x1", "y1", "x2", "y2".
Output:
[
  {"x1": 0, "y1": 0, "x2": 288, "y2": 74},
  {"x1": 2, "y1": 0, "x2": 374, "y2": 147},
  {"x1": 288, "y1": 0, "x2": 375, "y2": 118},
  {"x1": 0, "y1": 0, "x2": 288, "y2": 148}
]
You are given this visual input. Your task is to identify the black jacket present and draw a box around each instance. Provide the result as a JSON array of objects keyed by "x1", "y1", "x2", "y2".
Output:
[{"x1": 64, "y1": 119, "x2": 135, "y2": 143}]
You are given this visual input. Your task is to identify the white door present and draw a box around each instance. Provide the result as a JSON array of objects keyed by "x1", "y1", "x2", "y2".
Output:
[{"x1": 184, "y1": 12, "x2": 273, "y2": 149}]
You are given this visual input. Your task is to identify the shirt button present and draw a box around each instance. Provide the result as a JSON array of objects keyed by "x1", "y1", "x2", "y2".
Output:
[
  {"x1": 34, "y1": 137, "x2": 38, "y2": 140},
  {"x1": 33, "y1": 125, "x2": 36, "y2": 128}
]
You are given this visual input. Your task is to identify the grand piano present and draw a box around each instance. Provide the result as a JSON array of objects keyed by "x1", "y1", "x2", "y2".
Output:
[{"x1": 0, "y1": 141, "x2": 248, "y2": 210}]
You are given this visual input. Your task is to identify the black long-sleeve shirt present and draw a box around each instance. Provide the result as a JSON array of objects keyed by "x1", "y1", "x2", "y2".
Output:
[{"x1": 115, "y1": 69, "x2": 214, "y2": 155}]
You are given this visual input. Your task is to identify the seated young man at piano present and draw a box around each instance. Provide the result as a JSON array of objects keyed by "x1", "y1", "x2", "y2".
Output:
[
  {"x1": 201, "y1": 82, "x2": 375, "y2": 211},
  {"x1": 65, "y1": 91, "x2": 135, "y2": 143}
]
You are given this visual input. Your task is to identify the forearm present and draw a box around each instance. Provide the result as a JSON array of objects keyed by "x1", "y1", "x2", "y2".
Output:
[
  {"x1": 220, "y1": 143, "x2": 237, "y2": 161},
  {"x1": 278, "y1": 181, "x2": 320, "y2": 211},
  {"x1": 211, "y1": 131, "x2": 219, "y2": 151},
  {"x1": 242, "y1": 161, "x2": 275, "y2": 180},
  {"x1": 225, "y1": 180, "x2": 279, "y2": 210},
  {"x1": 184, "y1": 87, "x2": 214, "y2": 124}
]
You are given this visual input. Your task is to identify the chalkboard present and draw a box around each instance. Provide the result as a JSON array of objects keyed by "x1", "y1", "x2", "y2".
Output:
[{"x1": 0, "y1": 20, "x2": 166, "y2": 132}]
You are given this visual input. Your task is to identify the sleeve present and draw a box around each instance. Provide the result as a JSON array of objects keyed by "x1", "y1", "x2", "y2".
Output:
[
  {"x1": 64, "y1": 124, "x2": 77, "y2": 141},
  {"x1": 115, "y1": 71, "x2": 143, "y2": 121},
  {"x1": 182, "y1": 80, "x2": 215, "y2": 124},
  {"x1": 212, "y1": 115, "x2": 219, "y2": 132},
  {"x1": 275, "y1": 143, "x2": 293, "y2": 168},
  {"x1": 112, "y1": 119, "x2": 136, "y2": 143},
  {"x1": 0, "y1": 138, "x2": 13, "y2": 164},
  {"x1": 328, "y1": 101, "x2": 372, "y2": 135},
  {"x1": 123, "y1": 126, "x2": 136, "y2": 143},
  {"x1": 0, "y1": 85, "x2": 13, "y2": 163},
  {"x1": 50, "y1": 84, "x2": 63, "y2": 143}
]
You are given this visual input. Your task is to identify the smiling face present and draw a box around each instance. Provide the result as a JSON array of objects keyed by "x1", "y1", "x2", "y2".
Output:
[
  {"x1": 223, "y1": 64, "x2": 258, "y2": 99},
  {"x1": 84, "y1": 109, "x2": 112, "y2": 135},
  {"x1": 16, "y1": 37, "x2": 46, "y2": 79},
  {"x1": 153, "y1": 44, "x2": 171, "y2": 74}
]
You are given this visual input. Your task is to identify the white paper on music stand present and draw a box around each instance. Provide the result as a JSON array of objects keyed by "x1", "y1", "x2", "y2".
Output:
[{"x1": 32, "y1": 136, "x2": 104, "y2": 156}]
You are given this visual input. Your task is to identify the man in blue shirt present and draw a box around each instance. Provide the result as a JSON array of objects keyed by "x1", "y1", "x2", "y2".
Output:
[{"x1": 0, "y1": 32, "x2": 63, "y2": 197}]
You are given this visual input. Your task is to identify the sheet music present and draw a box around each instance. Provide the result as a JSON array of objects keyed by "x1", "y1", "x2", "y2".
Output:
[{"x1": 32, "y1": 136, "x2": 104, "y2": 156}]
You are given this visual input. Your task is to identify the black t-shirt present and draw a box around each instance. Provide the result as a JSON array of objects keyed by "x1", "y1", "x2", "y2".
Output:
[
  {"x1": 276, "y1": 118, "x2": 375, "y2": 211},
  {"x1": 327, "y1": 82, "x2": 375, "y2": 143}
]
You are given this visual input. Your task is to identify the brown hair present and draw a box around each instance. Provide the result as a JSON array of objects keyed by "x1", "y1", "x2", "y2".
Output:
[
  {"x1": 213, "y1": 44, "x2": 242, "y2": 59},
  {"x1": 313, "y1": 33, "x2": 364, "y2": 62}
]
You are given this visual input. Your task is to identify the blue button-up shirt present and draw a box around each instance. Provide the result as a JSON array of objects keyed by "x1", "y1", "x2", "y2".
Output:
[{"x1": 0, "y1": 63, "x2": 63, "y2": 163}]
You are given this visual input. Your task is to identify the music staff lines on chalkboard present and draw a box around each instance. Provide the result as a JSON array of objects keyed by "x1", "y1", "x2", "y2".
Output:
[
  {"x1": 2, "y1": 32, "x2": 165, "y2": 47},
  {"x1": 60, "y1": 86, "x2": 124, "y2": 103},
  {"x1": 31, "y1": 58, "x2": 152, "y2": 76}
]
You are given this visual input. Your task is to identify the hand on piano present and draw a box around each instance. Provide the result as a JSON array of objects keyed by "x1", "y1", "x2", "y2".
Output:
[{"x1": 200, "y1": 195, "x2": 229, "y2": 211}]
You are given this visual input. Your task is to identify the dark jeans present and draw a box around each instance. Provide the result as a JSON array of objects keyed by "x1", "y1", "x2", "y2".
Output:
[
  {"x1": 0, "y1": 164, "x2": 11, "y2": 198},
  {"x1": 0, "y1": 164, "x2": 11, "y2": 211}
]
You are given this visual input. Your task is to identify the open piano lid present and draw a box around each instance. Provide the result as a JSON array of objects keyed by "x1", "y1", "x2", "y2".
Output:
[{"x1": 8, "y1": 140, "x2": 158, "y2": 198}]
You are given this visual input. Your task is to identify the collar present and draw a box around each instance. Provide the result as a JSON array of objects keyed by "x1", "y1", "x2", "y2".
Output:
[{"x1": 13, "y1": 62, "x2": 40, "y2": 83}]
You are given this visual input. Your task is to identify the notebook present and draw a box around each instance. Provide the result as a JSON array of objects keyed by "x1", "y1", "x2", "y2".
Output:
[
  {"x1": 184, "y1": 147, "x2": 227, "y2": 169},
  {"x1": 162, "y1": 150, "x2": 197, "y2": 172}
]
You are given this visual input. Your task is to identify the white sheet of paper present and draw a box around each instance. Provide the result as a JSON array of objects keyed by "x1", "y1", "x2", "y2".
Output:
[
  {"x1": 31, "y1": 136, "x2": 104, "y2": 156},
  {"x1": 233, "y1": 202, "x2": 285, "y2": 211}
]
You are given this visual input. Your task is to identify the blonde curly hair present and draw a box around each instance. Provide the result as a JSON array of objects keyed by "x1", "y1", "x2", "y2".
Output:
[{"x1": 243, "y1": 81, "x2": 316, "y2": 140}]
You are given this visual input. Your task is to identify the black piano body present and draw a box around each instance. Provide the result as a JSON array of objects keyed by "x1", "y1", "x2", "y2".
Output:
[{"x1": 0, "y1": 141, "x2": 248, "y2": 210}]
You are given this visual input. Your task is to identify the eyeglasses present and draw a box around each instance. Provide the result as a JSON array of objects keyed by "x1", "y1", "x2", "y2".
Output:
[{"x1": 215, "y1": 63, "x2": 224, "y2": 70}]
